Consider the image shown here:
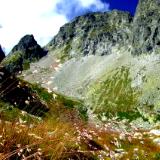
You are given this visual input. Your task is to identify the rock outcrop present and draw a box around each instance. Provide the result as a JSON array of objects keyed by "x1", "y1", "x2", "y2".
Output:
[
  {"x1": 48, "y1": 10, "x2": 132, "y2": 59},
  {"x1": 0, "y1": 45, "x2": 5, "y2": 62},
  {"x1": 47, "y1": 0, "x2": 160, "y2": 58},
  {"x1": 132, "y1": 0, "x2": 160, "y2": 55},
  {"x1": 2, "y1": 35, "x2": 47, "y2": 73}
]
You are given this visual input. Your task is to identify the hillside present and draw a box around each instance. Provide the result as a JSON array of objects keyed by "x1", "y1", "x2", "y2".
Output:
[
  {"x1": 1, "y1": 0, "x2": 160, "y2": 159},
  {"x1": 20, "y1": 0, "x2": 160, "y2": 124}
]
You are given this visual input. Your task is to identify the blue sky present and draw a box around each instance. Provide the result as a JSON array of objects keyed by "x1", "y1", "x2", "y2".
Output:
[
  {"x1": 56, "y1": 0, "x2": 139, "y2": 20},
  {"x1": 0, "y1": 0, "x2": 139, "y2": 53},
  {"x1": 101, "y1": 0, "x2": 139, "y2": 16}
]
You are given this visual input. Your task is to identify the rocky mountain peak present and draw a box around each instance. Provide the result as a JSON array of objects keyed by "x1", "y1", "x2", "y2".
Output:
[
  {"x1": 11, "y1": 34, "x2": 38, "y2": 53},
  {"x1": 2, "y1": 35, "x2": 47, "y2": 73},
  {"x1": 48, "y1": 10, "x2": 132, "y2": 59},
  {"x1": 0, "y1": 45, "x2": 5, "y2": 62},
  {"x1": 47, "y1": 0, "x2": 160, "y2": 57},
  {"x1": 132, "y1": 0, "x2": 160, "y2": 55},
  {"x1": 10, "y1": 34, "x2": 47, "y2": 59}
]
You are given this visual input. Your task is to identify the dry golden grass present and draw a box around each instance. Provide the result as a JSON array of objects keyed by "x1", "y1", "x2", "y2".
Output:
[
  {"x1": 1, "y1": 103, "x2": 160, "y2": 160},
  {"x1": 0, "y1": 119, "x2": 77, "y2": 159}
]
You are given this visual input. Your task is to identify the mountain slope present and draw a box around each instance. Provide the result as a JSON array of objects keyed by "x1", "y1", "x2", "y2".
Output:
[
  {"x1": 22, "y1": 10, "x2": 133, "y2": 97},
  {"x1": 2, "y1": 0, "x2": 160, "y2": 159},
  {"x1": 16, "y1": 0, "x2": 160, "y2": 125}
]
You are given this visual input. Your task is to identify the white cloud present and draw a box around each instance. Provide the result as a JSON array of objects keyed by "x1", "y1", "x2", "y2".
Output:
[
  {"x1": 56, "y1": 0, "x2": 109, "y2": 20},
  {"x1": 0, "y1": 0, "x2": 109, "y2": 54},
  {"x1": 79, "y1": 0, "x2": 107, "y2": 9},
  {"x1": 0, "y1": 0, "x2": 67, "y2": 53}
]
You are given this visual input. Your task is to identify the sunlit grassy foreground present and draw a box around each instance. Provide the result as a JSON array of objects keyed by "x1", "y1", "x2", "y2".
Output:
[
  {"x1": 1, "y1": 101, "x2": 160, "y2": 160},
  {"x1": 0, "y1": 79, "x2": 160, "y2": 159}
]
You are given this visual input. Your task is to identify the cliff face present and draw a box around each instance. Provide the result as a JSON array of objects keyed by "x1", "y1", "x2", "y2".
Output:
[
  {"x1": 48, "y1": 10, "x2": 132, "y2": 59},
  {"x1": 132, "y1": 0, "x2": 160, "y2": 55},
  {"x1": 47, "y1": 0, "x2": 160, "y2": 57}
]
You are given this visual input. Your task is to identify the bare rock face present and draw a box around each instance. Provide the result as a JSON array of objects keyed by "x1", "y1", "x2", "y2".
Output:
[
  {"x1": 47, "y1": 0, "x2": 160, "y2": 58},
  {"x1": 2, "y1": 35, "x2": 47, "y2": 73},
  {"x1": 0, "y1": 45, "x2": 5, "y2": 62},
  {"x1": 48, "y1": 10, "x2": 132, "y2": 58},
  {"x1": 132, "y1": 0, "x2": 160, "y2": 55}
]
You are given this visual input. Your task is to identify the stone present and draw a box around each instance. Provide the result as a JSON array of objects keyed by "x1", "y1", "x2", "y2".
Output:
[
  {"x1": 132, "y1": 0, "x2": 160, "y2": 55},
  {"x1": 153, "y1": 138, "x2": 160, "y2": 146},
  {"x1": 2, "y1": 35, "x2": 47, "y2": 73},
  {"x1": 48, "y1": 10, "x2": 132, "y2": 57},
  {"x1": 0, "y1": 45, "x2": 5, "y2": 62},
  {"x1": 149, "y1": 129, "x2": 160, "y2": 136}
]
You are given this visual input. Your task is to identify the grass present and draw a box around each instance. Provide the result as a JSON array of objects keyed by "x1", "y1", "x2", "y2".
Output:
[
  {"x1": 0, "y1": 94, "x2": 160, "y2": 159},
  {"x1": 57, "y1": 42, "x2": 72, "y2": 62},
  {"x1": 0, "y1": 100, "x2": 100, "y2": 160},
  {"x1": 30, "y1": 82, "x2": 88, "y2": 120},
  {"x1": 30, "y1": 83, "x2": 53, "y2": 102},
  {"x1": 1, "y1": 108, "x2": 160, "y2": 160},
  {"x1": 1, "y1": 70, "x2": 160, "y2": 159},
  {"x1": 0, "y1": 84, "x2": 160, "y2": 160},
  {"x1": 87, "y1": 66, "x2": 140, "y2": 121},
  {"x1": 2, "y1": 51, "x2": 23, "y2": 72}
]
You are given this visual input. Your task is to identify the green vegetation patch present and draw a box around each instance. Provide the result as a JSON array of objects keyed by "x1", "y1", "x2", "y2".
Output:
[
  {"x1": 2, "y1": 51, "x2": 22, "y2": 65},
  {"x1": 87, "y1": 66, "x2": 140, "y2": 121},
  {"x1": 31, "y1": 83, "x2": 53, "y2": 102},
  {"x1": 30, "y1": 83, "x2": 88, "y2": 120},
  {"x1": 56, "y1": 42, "x2": 72, "y2": 63},
  {"x1": 57, "y1": 94, "x2": 88, "y2": 120},
  {"x1": 88, "y1": 24, "x2": 118, "y2": 39}
]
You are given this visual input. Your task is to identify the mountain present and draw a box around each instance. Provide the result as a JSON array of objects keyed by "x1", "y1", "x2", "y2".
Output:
[
  {"x1": 48, "y1": 10, "x2": 132, "y2": 58},
  {"x1": 21, "y1": 0, "x2": 160, "y2": 125},
  {"x1": 0, "y1": 45, "x2": 5, "y2": 62},
  {"x1": 2, "y1": 35, "x2": 47, "y2": 73},
  {"x1": 2, "y1": 0, "x2": 160, "y2": 159}
]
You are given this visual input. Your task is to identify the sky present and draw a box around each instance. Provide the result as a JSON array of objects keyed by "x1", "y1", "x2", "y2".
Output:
[{"x1": 0, "y1": 0, "x2": 139, "y2": 54}]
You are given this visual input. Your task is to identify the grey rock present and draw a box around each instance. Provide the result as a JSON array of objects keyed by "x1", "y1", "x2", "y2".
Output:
[
  {"x1": 153, "y1": 138, "x2": 160, "y2": 146},
  {"x1": 47, "y1": 0, "x2": 160, "y2": 57},
  {"x1": 132, "y1": 0, "x2": 160, "y2": 55},
  {"x1": 2, "y1": 35, "x2": 47, "y2": 73},
  {"x1": 48, "y1": 10, "x2": 132, "y2": 57},
  {"x1": 0, "y1": 45, "x2": 5, "y2": 62}
]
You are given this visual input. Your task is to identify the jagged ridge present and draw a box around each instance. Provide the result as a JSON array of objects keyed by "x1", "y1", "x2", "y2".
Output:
[{"x1": 2, "y1": 35, "x2": 47, "y2": 73}]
